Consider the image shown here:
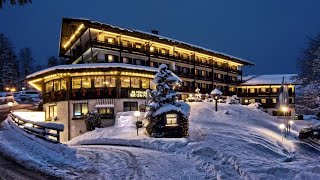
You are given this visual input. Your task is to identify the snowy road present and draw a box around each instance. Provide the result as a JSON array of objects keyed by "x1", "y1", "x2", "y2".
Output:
[{"x1": 75, "y1": 145, "x2": 203, "y2": 179}]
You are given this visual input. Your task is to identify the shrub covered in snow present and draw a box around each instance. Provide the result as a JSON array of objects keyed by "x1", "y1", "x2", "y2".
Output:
[
  {"x1": 85, "y1": 110, "x2": 101, "y2": 131},
  {"x1": 248, "y1": 102, "x2": 262, "y2": 109}
]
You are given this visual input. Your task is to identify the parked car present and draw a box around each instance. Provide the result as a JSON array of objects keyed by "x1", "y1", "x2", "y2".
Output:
[
  {"x1": 298, "y1": 125, "x2": 320, "y2": 140},
  {"x1": 19, "y1": 90, "x2": 41, "y2": 102},
  {"x1": 0, "y1": 92, "x2": 14, "y2": 104}
]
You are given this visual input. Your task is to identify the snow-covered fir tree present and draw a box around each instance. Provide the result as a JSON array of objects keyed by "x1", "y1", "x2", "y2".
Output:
[
  {"x1": 47, "y1": 56, "x2": 59, "y2": 67},
  {"x1": 145, "y1": 64, "x2": 190, "y2": 137},
  {"x1": 18, "y1": 47, "x2": 34, "y2": 88},
  {"x1": 296, "y1": 34, "x2": 320, "y2": 114},
  {"x1": 0, "y1": 33, "x2": 18, "y2": 91}
]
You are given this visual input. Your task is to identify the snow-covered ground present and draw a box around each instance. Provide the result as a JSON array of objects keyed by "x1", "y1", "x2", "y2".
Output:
[
  {"x1": 1, "y1": 102, "x2": 320, "y2": 179},
  {"x1": 0, "y1": 101, "x2": 19, "y2": 110}
]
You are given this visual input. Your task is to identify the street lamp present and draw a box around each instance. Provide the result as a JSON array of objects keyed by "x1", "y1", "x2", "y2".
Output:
[
  {"x1": 211, "y1": 88, "x2": 222, "y2": 112},
  {"x1": 134, "y1": 111, "x2": 141, "y2": 135},
  {"x1": 8, "y1": 101, "x2": 13, "y2": 112}
]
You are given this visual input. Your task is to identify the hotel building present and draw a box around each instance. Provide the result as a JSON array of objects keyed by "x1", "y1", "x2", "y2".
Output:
[{"x1": 27, "y1": 18, "x2": 255, "y2": 141}]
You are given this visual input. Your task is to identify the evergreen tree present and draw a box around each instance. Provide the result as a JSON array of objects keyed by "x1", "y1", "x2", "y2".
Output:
[
  {"x1": 18, "y1": 47, "x2": 33, "y2": 87},
  {"x1": 47, "y1": 56, "x2": 59, "y2": 67},
  {"x1": 85, "y1": 110, "x2": 101, "y2": 131},
  {"x1": 145, "y1": 64, "x2": 189, "y2": 137},
  {"x1": 0, "y1": 33, "x2": 18, "y2": 91},
  {"x1": 296, "y1": 34, "x2": 320, "y2": 114},
  {"x1": 0, "y1": 0, "x2": 31, "y2": 9}
]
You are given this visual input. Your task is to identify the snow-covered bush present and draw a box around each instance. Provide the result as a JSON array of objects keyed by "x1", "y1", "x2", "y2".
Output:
[
  {"x1": 248, "y1": 102, "x2": 262, "y2": 109},
  {"x1": 145, "y1": 64, "x2": 190, "y2": 137},
  {"x1": 226, "y1": 95, "x2": 240, "y2": 104},
  {"x1": 85, "y1": 110, "x2": 101, "y2": 131}
]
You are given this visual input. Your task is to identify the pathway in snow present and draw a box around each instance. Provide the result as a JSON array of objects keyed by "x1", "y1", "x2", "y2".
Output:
[{"x1": 75, "y1": 145, "x2": 204, "y2": 179}]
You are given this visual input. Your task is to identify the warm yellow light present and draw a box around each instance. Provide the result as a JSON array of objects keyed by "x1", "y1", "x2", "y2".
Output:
[
  {"x1": 5, "y1": 87, "x2": 9, "y2": 91},
  {"x1": 281, "y1": 106, "x2": 288, "y2": 112},
  {"x1": 279, "y1": 124, "x2": 285, "y2": 130},
  {"x1": 107, "y1": 38, "x2": 114, "y2": 43},
  {"x1": 134, "y1": 111, "x2": 140, "y2": 117},
  {"x1": 7, "y1": 102, "x2": 13, "y2": 107},
  {"x1": 10, "y1": 88, "x2": 16, "y2": 92},
  {"x1": 64, "y1": 24, "x2": 85, "y2": 49},
  {"x1": 150, "y1": 46, "x2": 155, "y2": 52}
]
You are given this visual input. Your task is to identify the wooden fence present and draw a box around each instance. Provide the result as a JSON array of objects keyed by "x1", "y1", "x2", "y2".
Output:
[{"x1": 9, "y1": 113, "x2": 64, "y2": 143}]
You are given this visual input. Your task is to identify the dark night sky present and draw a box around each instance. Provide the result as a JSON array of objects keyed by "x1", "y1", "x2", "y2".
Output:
[{"x1": 1, "y1": 0, "x2": 320, "y2": 75}]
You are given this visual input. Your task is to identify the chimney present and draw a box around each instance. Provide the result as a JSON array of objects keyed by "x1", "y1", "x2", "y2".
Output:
[{"x1": 151, "y1": 29, "x2": 159, "y2": 35}]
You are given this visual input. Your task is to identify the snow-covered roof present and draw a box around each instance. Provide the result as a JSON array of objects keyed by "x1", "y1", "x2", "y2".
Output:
[
  {"x1": 27, "y1": 63, "x2": 158, "y2": 79},
  {"x1": 61, "y1": 18, "x2": 254, "y2": 66},
  {"x1": 153, "y1": 102, "x2": 190, "y2": 118},
  {"x1": 210, "y1": 88, "x2": 223, "y2": 95},
  {"x1": 241, "y1": 74, "x2": 299, "y2": 85}
]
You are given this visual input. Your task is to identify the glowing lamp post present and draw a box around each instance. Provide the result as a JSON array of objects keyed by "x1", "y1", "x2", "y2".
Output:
[
  {"x1": 8, "y1": 101, "x2": 13, "y2": 112},
  {"x1": 211, "y1": 88, "x2": 222, "y2": 112},
  {"x1": 134, "y1": 111, "x2": 141, "y2": 135}
]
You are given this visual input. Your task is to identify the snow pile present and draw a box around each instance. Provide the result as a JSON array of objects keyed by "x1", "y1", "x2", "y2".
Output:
[
  {"x1": 248, "y1": 102, "x2": 262, "y2": 109},
  {"x1": 115, "y1": 111, "x2": 146, "y2": 128},
  {"x1": 0, "y1": 117, "x2": 88, "y2": 178}
]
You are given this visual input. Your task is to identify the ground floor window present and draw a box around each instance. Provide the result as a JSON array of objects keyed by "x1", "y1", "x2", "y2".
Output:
[
  {"x1": 166, "y1": 114, "x2": 178, "y2": 126},
  {"x1": 261, "y1": 99, "x2": 267, "y2": 104},
  {"x1": 48, "y1": 105, "x2": 57, "y2": 119},
  {"x1": 74, "y1": 103, "x2": 88, "y2": 116},
  {"x1": 123, "y1": 102, "x2": 138, "y2": 111},
  {"x1": 98, "y1": 108, "x2": 114, "y2": 118}
]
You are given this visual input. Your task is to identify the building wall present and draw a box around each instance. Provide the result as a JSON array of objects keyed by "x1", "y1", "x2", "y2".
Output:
[{"x1": 44, "y1": 98, "x2": 147, "y2": 142}]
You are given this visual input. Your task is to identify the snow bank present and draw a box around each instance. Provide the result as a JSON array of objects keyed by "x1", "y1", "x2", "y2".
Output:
[{"x1": 0, "y1": 117, "x2": 87, "y2": 178}]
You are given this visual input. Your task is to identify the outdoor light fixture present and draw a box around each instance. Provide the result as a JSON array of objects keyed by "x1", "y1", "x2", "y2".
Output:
[
  {"x1": 279, "y1": 124, "x2": 285, "y2": 130},
  {"x1": 134, "y1": 111, "x2": 141, "y2": 135},
  {"x1": 8, "y1": 102, "x2": 13, "y2": 112},
  {"x1": 289, "y1": 120, "x2": 294, "y2": 133},
  {"x1": 281, "y1": 106, "x2": 289, "y2": 134},
  {"x1": 211, "y1": 88, "x2": 222, "y2": 112}
]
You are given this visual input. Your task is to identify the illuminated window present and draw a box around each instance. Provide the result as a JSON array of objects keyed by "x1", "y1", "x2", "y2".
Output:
[
  {"x1": 135, "y1": 43, "x2": 142, "y2": 49},
  {"x1": 123, "y1": 102, "x2": 138, "y2": 111},
  {"x1": 261, "y1": 88, "x2": 266, "y2": 93},
  {"x1": 122, "y1": 40, "x2": 129, "y2": 47},
  {"x1": 166, "y1": 114, "x2": 178, "y2": 126},
  {"x1": 105, "y1": 76, "x2": 116, "y2": 87},
  {"x1": 272, "y1": 98, "x2": 277, "y2": 103},
  {"x1": 48, "y1": 105, "x2": 57, "y2": 118},
  {"x1": 201, "y1": 83, "x2": 206, "y2": 88},
  {"x1": 107, "y1": 55, "x2": 114, "y2": 62},
  {"x1": 150, "y1": 81, "x2": 156, "y2": 89},
  {"x1": 107, "y1": 37, "x2": 114, "y2": 44},
  {"x1": 261, "y1": 99, "x2": 266, "y2": 104},
  {"x1": 131, "y1": 77, "x2": 140, "y2": 88},
  {"x1": 94, "y1": 76, "x2": 104, "y2": 88},
  {"x1": 141, "y1": 78, "x2": 150, "y2": 89},
  {"x1": 72, "y1": 77, "x2": 81, "y2": 89},
  {"x1": 121, "y1": 77, "x2": 130, "y2": 88},
  {"x1": 272, "y1": 88, "x2": 278, "y2": 93},
  {"x1": 150, "y1": 46, "x2": 155, "y2": 52},
  {"x1": 82, "y1": 77, "x2": 91, "y2": 88},
  {"x1": 160, "y1": 49, "x2": 167, "y2": 54},
  {"x1": 61, "y1": 79, "x2": 67, "y2": 90},
  {"x1": 184, "y1": 81, "x2": 189, "y2": 87},
  {"x1": 98, "y1": 108, "x2": 114, "y2": 118},
  {"x1": 45, "y1": 81, "x2": 53, "y2": 93},
  {"x1": 250, "y1": 99, "x2": 255, "y2": 103},
  {"x1": 53, "y1": 80, "x2": 60, "y2": 91},
  {"x1": 73, "y1": 103, "x2": 88, "y2": 116},
  {"x1": 250, "y1": 88, "x2": 255, "y2": 93}
]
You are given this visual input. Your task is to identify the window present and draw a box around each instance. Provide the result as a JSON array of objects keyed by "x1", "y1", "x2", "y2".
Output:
[
  {"x1": 105, "y1": 76, "x2": 116, "y2": 87},
  {"x1": 53, "y1": 80, "x2": 60, "y2": 91},
  {"x1": 107, "y1": 55, "x2": 114, "y2": 62},
  {"x1": 272, "y1": 98, "x2": 277, "y2": 104},
  {"x1": 82, "y1": 77, "x2": 91, "y2": 88},
  {"x1": 272, "y1": 88, "x2": 278, "y2": 93},
  {"x1": 249, "y1": 88, "x2": 255, "y2": 93},
  {"x1": 201, "y1": 83, "x2": 206, "y2": 88},
  {"x1": 94, "y1": 76, "x2": 104, "y2": 88},
  {"x1": 261, "y1": 88, "x2": 266, "y2": 93},
  {"x1": 48, "y1": 105, "x2": 57, "y2": 119},
  {"x1": 121, "y1": 77, "x2": 130, "y2": 88},
  {"x1": 123, "y1": 102, "x2": 138, "y2": 111},
  {"x1": 107, "y1": 37, "x2": 114, "y2": 44},
  {"x1": 73, "y1": 103, "x2": 88, "y2": 116},
  {"x1": 261, "y1": 99, "x2": 267, "y2": 104},
  {"x1": 45, "y1": 81, "x2": 53, "y2": 93},
  {"x1": 183, "y1": 81, "x2": 189, "y2": 87},
  {"x1": 131, "y1": 77, "x2": 140, "y2": 88},
  {"x1": 98, "y1": 108, "x2": 114, "y2": 118},
  {"x1": 122, "y1": 40, "x2": 129, "y2": 47},
  {"x1": 141, "y1": 78, "x2": 150, "y2": 89},
  {"x1": 122, "y1": 57, "x2": 129, "y2": 64},
  {"x1": 166, "y1": 114, "x2": 178, "y2": 126},
  {"x1": 150, "y1": 80, "x2": 156, "y2": 89},
  {"x1": 135, "y1": 59, "x2": 142, "y2": 65},
  {"x1": 61, "y1": 79, "x2": 67, "y2": 90},
  {"x1": 72, "y1": 77, "x2": 81, "y2": 89},
  {"x1": 150, "y1": 46, "x2": 155, "y2": 52},
  {"x1": 135, "y1": 43, "x2": 142, "y2": 49}
]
